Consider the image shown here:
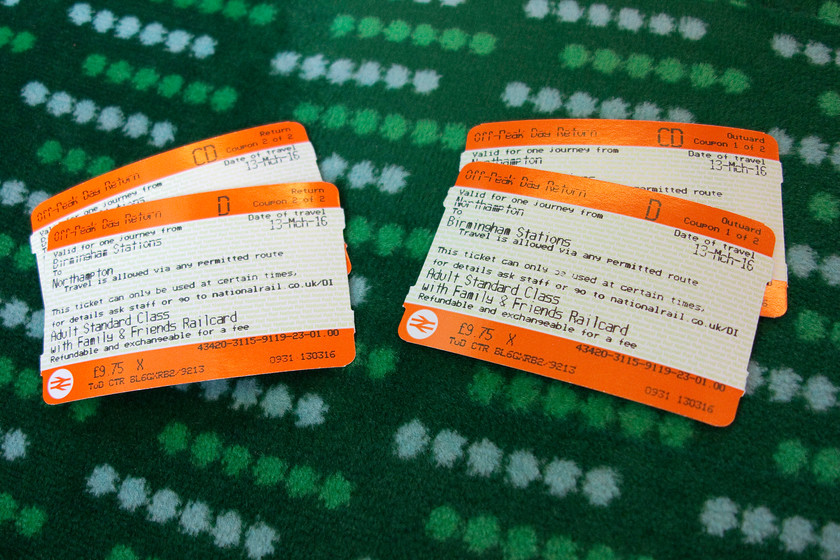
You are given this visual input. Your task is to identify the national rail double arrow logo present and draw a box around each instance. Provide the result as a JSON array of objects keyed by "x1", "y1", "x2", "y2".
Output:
[{"x1": 406, "y1": 309, "x2": 438, "y2": 340}]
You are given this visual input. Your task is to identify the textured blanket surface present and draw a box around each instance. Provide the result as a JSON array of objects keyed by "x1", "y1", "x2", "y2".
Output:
[{"x1": 1, "y1": 0, "x2": 839, "y2": 558}]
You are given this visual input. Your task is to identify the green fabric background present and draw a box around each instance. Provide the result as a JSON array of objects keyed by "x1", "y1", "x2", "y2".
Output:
[{"x1": 1, "y1": 0, "x2": 839, "y2": 558}]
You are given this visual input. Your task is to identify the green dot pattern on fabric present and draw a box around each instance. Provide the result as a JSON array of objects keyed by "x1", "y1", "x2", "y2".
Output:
[
  {"x1": 69, "y1": 399, "x2": 100, "y2": 422},
  {"x1": 322, "y1": 105, "x2": 349, "y2": 130},
  {"x1": 580, "y1": 394, "x2": 616, "y2": 429},
  {"x1": 464, "y1": 515, "x2": 500, "y2": 552},
  {"x1": 592, "y1": 49, "x2": 622, "y2": 74},
  {"x1": 411, "y1": 24, "x2": 437, "y2": 47},
  {"x1": 469, "y1": 368, "x2": 505, "y2": 405},
  {"x1": 82, "y1": 54, "x2": 108, "y2": 76},
  {"x1": 658, "y1": 416, "x2": 693, "y2": 448},
  {"x1": 383, "y1": 20, "x2": 411, "y2": 42},
  {"x1": 380, "y1": 114, "x2": 409, "y2": 141},
  {"x1": 812, "y1": 448, "x2": 840, "y2": 485},
  {"x1": 617, "y1": 404, "x2": 657, "y2": 439},
  {"x1": 818, "y1": 91, "x2": 840, "y2": 117},
  {"x1": 719, "y1": 68, "x2": 750, "y2": 93},
  {"x1": 0, "y1": 237, "x2": 14, "y2": 262},
  {"x1": 14, "y1": 369, "x2": 40, "y2": 400},
  {"x1": 318, "y1": 473, "x2": 353, "y2": 509},
  {"x1": 198, "y1": 0, "x2": 225, "y2": 14},
  {"x1": 542, "y1": 384, "x2": 581, "y2": 419},
  {"x1": 13, "y1": 247, "x2": 35, "y2": 271},
  {"x1": 507, "y1": 375, "x2": 542, "y2": 412},
  {"x1": 0, "y1": 355, "x2": 14, "y2": 386},
  {"x1": 426, "y1": 505, "x2": 461, "y2": 541},
  {"x1": 248, "y1": 4, "x2": 277, "y2": 26},
  {"x1": 560, "y1": 44, "x2": 590, "y2": 69},
  {"x1": 0, "y1": 493, "x2": 17, "y2": 523},
  {"x1": 690, "y1": 63, "x2": 717, "y2": 88},
  {"x1": 222, "y1": 445, "x2": 252, "y2": 477},
  {"x1": 774, "y1": 439, "x2": 809, "y2": 475},
  {"x1": 655, "y1": 58, "x2": 686, "y2": 83},
  {"x1": 15, "y1": 506, "x2": 47, "y2": 538},
  {"x1": 543, "y1": 535, "x2": 579, "y2": 560},
  {"x1": 624, "y1": 53, "x2": 653, "y2": 79},
  {"x1": 586, "y1": 544, "x2": 618, "y2": 560},
  {"x1": 0, "y1": 28, "x2": 12, "y2": 48},
  {"x1": 87, "y1": 155, "x2": 116, "y2": 176},
  {"x1": 809, "y1": 192, "x2": 840, "y2": 222},
  {"x1": 158, "y1": 75, "x2": 185, "y2": 98},
  {"x1": 345, "y1": 216, "x2": 373, "y2": 246},
  {"x1": 440, "y1": 28, "x2": 468, "y2": 51},
  {"x1": 818, "y1": 2, "x2": 840, "y2": 25},
  {"x1": 252, "y1": 456, "x2": 288, "y2": 486},
  {"x1": 357, "y1": 17, "x2": 383, "y2": 39},
  {"x1": 158, "y1": 422, "x2": 191, "y2": 455},
  {"x1": 794, "y1": 309, "x2": 828, "y2": 341},
  {"x1": 10, "y1": 31, "x2": 36, "y2": 53},
  {"x1": 183, "y1": 82, "x2": 211, "y2": 104},
  {"x1": 286, "y1": 465, "x2": 320, "y2": 497},
  {"x1": 133, "y1": 68, "x2": 160, "y2": 90},
  {"x1": 223, "y1": 0, "x2": 248, "y2": 20},
  {"x1": 469, "y1": 32, "x2": 496, "y2": 55},
  {"x1": 106, "y1": 60, "x2": 134, "y2": 84},
  {"x1": 37, "y1": 140, "x2": 63, "y2": 164},
  {"x1": 505, "y1": 525, "x2": 539, "y2": 560},
  {"x1": 403, "y1": 228, "x2": 434, "y2": 260},
  {"x1": 106, "y1": 545, "x2": 139, "y2": 560},
  {"x1": 351, "y1": 109, "x2": 381, "y2": 136},
  {"x1": 191, "y1": 432, "x2": 223, "y2": 467},
  {"x1": 63, "y1": 148, "x2": 87, "y2": 173},
  {"x1": 411, "y1": 120, "x2": 439, "y2": 146},
  {"x1": 367, "y1": 347, "x2": 398, "y2": 380},
  {"x1": 374, "y1": 223, "x2": 405, "y2": 256},
  {"x1": 330, "y1": 15, "x2": 355, "y2": 38}
]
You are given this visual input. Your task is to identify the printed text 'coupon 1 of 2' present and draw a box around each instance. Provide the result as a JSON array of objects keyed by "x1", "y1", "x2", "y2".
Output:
[
  {"x1": 400, "y1": 162, "x2": 774, "y2": 426},
  {"x1": 41, "y1": 183, "x2": 354, "y2": 404}
]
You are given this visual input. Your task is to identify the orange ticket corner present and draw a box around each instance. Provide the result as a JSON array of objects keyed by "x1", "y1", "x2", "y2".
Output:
[{"x1": 760, "y1": 280, "x2": 788, "y2": 318}]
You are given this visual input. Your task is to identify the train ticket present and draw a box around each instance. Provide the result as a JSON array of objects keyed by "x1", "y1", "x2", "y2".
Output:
[
  {"x1": 31, "y1": 122, "x2": 322, "y2": 282},
  {"x1": 399, "y1": 162, "x2": 775, "y2": 426},
  {"x1": 460, "y1": 120, "x2": 786, "y2": 317},
  {"x1": 41, "y1": 183, "x2": 355, "y2": 404}
]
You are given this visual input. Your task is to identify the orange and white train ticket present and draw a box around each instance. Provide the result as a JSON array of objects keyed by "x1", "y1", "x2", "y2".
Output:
[
  {"x1": 31, "y1": 122, "x2": 321, "y2": 262},
  {"x1": 399, "y1": 162, "x2": 775, "y2": 426},
  {"x1": 461, "y1": 120, "x2": 786, "y2": 317},
  {"x1": 40, "y1": 183, "x2": 354, "y2": 404}
]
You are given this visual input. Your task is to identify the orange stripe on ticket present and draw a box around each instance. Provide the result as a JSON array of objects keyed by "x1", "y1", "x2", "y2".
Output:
[
  {"x1": 47, "y1": 182, "x2": 340, "y2": 250},
  {"x1": 458, "y1": 162, "x2": 775, "y2": 257},
  {"x1": 43, "y1": 328, "x2": 355, "y2": 404},
  {"x1": 466, "y1": 120, "x2": 780, "y2": 160},
  {"x1": 399, "y1": 304, "x2": 742, "y2": 427},
  {"x1": 31, "y1": 122, "x2": 310, "y2": 230}
]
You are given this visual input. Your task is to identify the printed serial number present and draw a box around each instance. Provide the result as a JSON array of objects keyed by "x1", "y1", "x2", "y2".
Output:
[
  {"x1": 196, "y1": 330, "x2": 341, "y2": 350},
  {"x1": 574, "y1": 344, "x2": 729, "y2": 391}
]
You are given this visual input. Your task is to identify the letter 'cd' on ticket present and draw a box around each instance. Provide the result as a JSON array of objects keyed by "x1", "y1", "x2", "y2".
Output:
[
  {"x1": 400, "y1": 163, "x2": 774, "y2": 426},
  {"x1": 461, "y1": 120, "x2": 786, "y2": 317},
  {"x1": 41, "y1": 183, "x2": 355, "y2": 404}
]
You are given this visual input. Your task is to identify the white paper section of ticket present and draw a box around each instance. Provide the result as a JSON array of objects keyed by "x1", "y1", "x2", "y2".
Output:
[
  {"x1": 459, "y1": 145, "x2": 786, "y2": 285},
  {"x1": 404, "y1": 186, "x2": 774, "y2": 390},
  {"x1": 41, "y1": 207, "x2": 353, "y2": 370}
]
